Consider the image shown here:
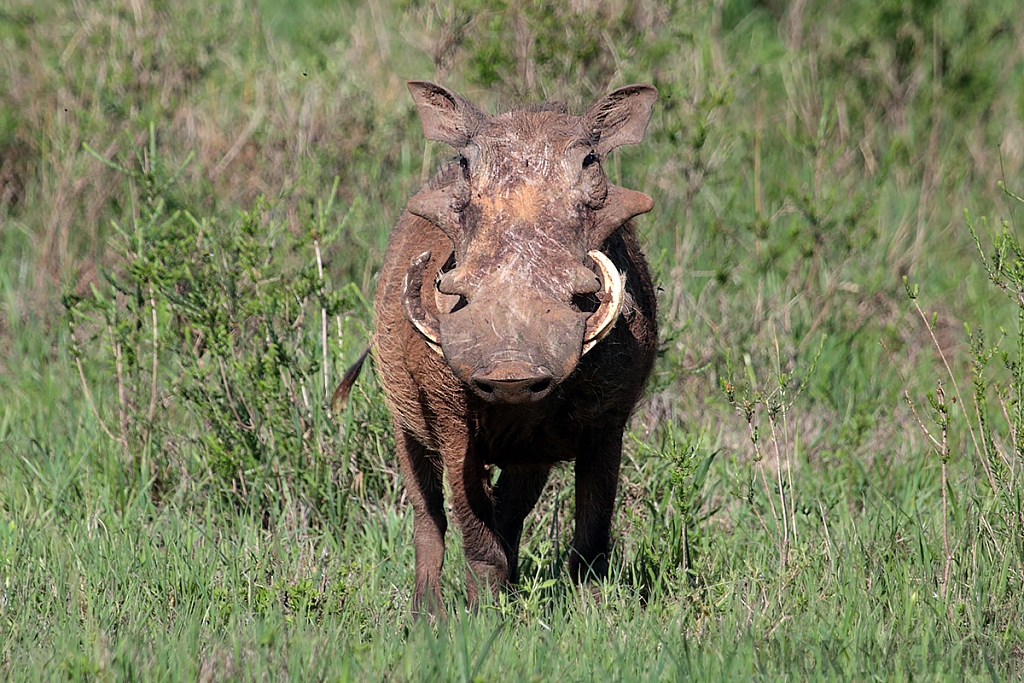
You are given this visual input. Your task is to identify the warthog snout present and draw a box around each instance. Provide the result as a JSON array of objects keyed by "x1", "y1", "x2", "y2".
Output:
[{"x1": 436, "y1": 285, "x2": 584, "y2": 400}]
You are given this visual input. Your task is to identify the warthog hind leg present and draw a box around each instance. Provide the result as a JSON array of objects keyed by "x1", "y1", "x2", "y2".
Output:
[
  {"x1": 493, "y1": 463, "x2": 553, "y2": 585},
  {"x1": 569, "y1": 422, "x2": 626, "y2": 583}
]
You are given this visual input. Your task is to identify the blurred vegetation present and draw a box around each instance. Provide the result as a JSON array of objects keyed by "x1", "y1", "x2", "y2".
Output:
[{"x1": 1, "y1": 0, "x2": 1023, "y2": 678}]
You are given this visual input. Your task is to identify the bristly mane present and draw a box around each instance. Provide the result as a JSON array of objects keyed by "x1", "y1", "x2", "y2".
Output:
[{"x1": 524, "y1": 101, "x2": 570, "y2": 114}]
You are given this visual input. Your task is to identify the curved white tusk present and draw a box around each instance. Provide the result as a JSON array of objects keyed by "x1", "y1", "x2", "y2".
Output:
[
  {"x1": 410, "y1": 316, "x2": 443, "y2": 356},
  {"x1": 402, "y1": 251, "x2": 445, "y2": 356},
  {"x1": 582, "y1": 249, "x2": 625, "y2": 355}
]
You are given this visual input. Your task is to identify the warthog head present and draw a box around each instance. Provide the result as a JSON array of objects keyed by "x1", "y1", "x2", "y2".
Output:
[{"x1": 401, "y1": 81, "x2": 657, "y2": 404}]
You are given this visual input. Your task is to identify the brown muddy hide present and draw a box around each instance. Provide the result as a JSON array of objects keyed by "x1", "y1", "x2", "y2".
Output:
[{"x1": 401, "y1": 81, "x2": 656, "y2": 405}]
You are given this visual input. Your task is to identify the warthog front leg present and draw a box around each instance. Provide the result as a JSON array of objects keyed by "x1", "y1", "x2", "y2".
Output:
[
  {"x1": 444, "y1": 447, "x2": 508, "y2": 605},
  {"x1": 394, "y1": 428, "x2": 447, "y2": 618},
  {"x1": 570, "y1": 422, "x2": 626, "y2": 583}
]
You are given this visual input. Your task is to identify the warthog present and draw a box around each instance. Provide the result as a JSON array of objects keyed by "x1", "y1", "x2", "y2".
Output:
[{"x1": 374, "y1": 80, "x2": 658, "y2": 615}]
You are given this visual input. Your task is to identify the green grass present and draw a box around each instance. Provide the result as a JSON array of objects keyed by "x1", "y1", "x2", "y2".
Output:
[{"x1": 2, "y1": 0, "x2": 1024, "y2": 679}]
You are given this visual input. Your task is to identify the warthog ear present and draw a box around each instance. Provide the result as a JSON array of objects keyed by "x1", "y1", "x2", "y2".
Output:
[
  {"x1": 588, "y1": 184, "x2": 654, "y2": 249},
  {"x1": 585, "y1": 84, "x2": 658, "y2": 156},
  {"x1": 407, "y1": 81, "x2": 485, "y2": 147}
]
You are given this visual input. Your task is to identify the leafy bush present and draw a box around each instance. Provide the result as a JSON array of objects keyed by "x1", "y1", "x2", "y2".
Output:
[{"x1": 63, "y1": 127, "x2": 385, "y2": 515}]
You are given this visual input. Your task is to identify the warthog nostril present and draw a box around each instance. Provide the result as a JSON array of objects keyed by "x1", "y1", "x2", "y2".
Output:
[
  {"x1": 528, "y1": 378, "x2": 551, "y2": 394},
  {"x1": 473, "y1": 379, "x2": 495, "y2": 394}
]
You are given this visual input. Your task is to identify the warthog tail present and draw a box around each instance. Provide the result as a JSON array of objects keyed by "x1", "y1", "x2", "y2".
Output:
[{"x1": 331, "y1": 345, "x2": 370, "y2": 413}]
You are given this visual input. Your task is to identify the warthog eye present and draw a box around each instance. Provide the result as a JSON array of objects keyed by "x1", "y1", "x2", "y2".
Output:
[
  {"x1": 582, "y1": 151, "x2": 599, "y2": 169},
  {"x1": 571, "y1": 292, "x2": 600, "y2": 314}
]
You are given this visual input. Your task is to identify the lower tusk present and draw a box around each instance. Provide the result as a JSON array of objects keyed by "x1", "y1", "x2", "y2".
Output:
[
  {"x1": 402, "y1": 251, "x2": 444, "y2": 356},
  {"x1": 411, "y1": 320, "x2": 443, "y2": 356},
  {"x1": 582, "y1": 249, "x2": 625, "y2": 355}
]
